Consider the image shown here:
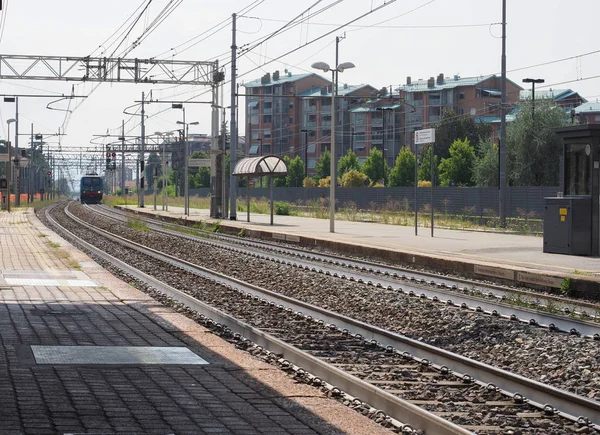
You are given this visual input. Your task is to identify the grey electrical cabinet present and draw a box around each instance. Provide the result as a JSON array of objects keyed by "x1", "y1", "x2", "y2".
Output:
[{"x1": 543, "y1": 196, "x2": 591, "y2": 255}]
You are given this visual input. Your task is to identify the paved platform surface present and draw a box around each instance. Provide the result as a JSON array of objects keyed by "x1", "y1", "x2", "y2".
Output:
[
  {"x1": 124, "y1": 205, "x2": 600, "y2": 275},
  {"x1": 0, "y1": 208, "x2": 389, "y2": 435}
]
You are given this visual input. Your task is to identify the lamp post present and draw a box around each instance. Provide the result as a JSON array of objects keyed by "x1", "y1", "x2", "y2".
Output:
[
  {"x1": 522, "y1": 78, "x2": 544, "y2": 120},
  {"x1": 6, "y1": 119, "x2": 16, "y2": 212},
  {"x1": 173, "y1": 103, "x2": 199, "y2": 216},
  {"x1": 311, "y1": 60, "x2": 355, "y2": 233},
  {"x1": 300, "y1": 129, "x2": 310, "y2": 178}
]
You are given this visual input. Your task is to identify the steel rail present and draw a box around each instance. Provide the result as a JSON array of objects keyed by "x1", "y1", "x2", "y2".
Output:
[
  {"x1": 47, "y1": 204, "x2": 474, "y2": 434},
  {"x1": 92, "y1": 204, "x2": 600, "y2": 338},
  {"x1": 71, "y1": 204, "x2": 600, "y2": 428}
]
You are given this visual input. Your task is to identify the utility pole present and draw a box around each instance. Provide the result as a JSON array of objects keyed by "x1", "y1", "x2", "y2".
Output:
[
  {"x1": 29, "y1": 124, "x2": 33, "y2": 203},
  {"x1": 499, "y1": 0, "x2": 507, "y2": 227},
  {"x1": 121, "y1": 120, "x2": 126, "y2": 197},
  {"x1": 14, "y1": 97, "x2": 20, "y2": 206},
  {"x1": 210, "y1": 63, "x2": 222, "y2": 218},
  {"x1": 140, "y1": 92, "x2": 146, "y2": 208},
  {"x1": 229, "y1": 12, "x2": 238, "y2": 220}
]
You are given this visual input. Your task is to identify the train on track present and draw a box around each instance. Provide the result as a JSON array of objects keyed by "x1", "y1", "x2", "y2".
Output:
[{"x1": 79, "y1": 174, "x2": 103, "y2": 204}]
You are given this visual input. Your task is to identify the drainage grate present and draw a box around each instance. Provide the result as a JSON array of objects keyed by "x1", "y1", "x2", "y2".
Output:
[{"x1": 31, "y1": 346, "x2": 209, "y2": 365}]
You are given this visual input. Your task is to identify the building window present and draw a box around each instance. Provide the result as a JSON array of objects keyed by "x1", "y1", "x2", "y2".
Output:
[
  {"x1": 459, "y1": 108, "x2": 465, "y2": 115},
  {"x1": 321, "y1": 143, "x2": 330, "y2": 153},
  {"x1": 321, "y1": 129, "x2": 331, "y2": 138},
  {"x1": 308, "y1": 158, "x2": 316, "y2": 169},
  {"x1": 264, "y1": 86, "x2": 272, "y2": 95},
  {"x1": 251, "y1": 131, "x2": 259, "y2": 140},
  {"x1": 470, "y1": 108, "x2": 476, "y2": 116},
  {"x1": 289, "y1": 117, "x2": 294, "y2": 124},
  {"x1": 248, "y1": 145, "x2": 259, "y2": 155},
  {"x1": 263, "y1": 115, "x2": 272, "y2": 124},
  {"x1": 250, "y1": 115, "x2": 259, "y2": 125},
  {"x1": 459, "y1": 92, "x2": 465, "y2": 100},
  {"x1": 263, "y1": 144, "x2": 271, "y2": 153},
  {"x1": 253, "y1": 88, "x2": 260, "y2": 95},
  {"x1": 307, "y1": 143, "x2": 316, "y2": 154},
  {"x1": 289, "y1": 102, "x2": 294, "y2": 109},
  {"x1": 263, "y1": 129, "x2": 271, "y2": 139}
]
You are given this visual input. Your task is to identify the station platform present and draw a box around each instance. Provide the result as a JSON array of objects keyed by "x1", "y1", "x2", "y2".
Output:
[
  {"x1": 119, "y1": 204, "x2": 600, "y2": 299},
  {"x1": 0, "y1": 208, "x2": 389, "y2": 435}
]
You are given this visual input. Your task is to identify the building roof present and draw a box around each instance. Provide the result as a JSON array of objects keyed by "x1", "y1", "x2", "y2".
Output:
[
  {"x1": 474, "y1": 107, "x2": 519, "y2": 124},
  {"x1": 397, "y1": 74, "x2": 523, "y2": 93},
  {"x1": 574, "y1": 102, "x2": 600, "y2": 114},
  {"x1": 298, "y1": 83, "x2": 374, "y2": 98},
  {"x1": 520, "y1": 88, "x2": 586, "y2": 102},
  {"x1": 349, "y1": 104, "x2": 402, "y2": 113},
  {"x1": 243, "y1": 72, "x2": 323, "y2": 88}
]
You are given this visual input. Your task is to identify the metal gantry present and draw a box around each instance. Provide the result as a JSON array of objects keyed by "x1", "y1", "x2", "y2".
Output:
[
  {"x1": 0, "y1": 54, "x2": 216, "y2": 85},
  {"x1": 0, "y1": 54, "x2": 225, "y2": 217}
]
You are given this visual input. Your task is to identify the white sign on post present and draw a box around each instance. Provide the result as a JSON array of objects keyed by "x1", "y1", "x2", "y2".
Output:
[
  {"x1": 415, "y1": 128, "x2": 436, "y2": 145},
  {"x1": 0, "y1": 153, "x2": 9, "y2": 162},
  {"x1": 188, "y1": 158, "x2": 211, "y2": 168}
]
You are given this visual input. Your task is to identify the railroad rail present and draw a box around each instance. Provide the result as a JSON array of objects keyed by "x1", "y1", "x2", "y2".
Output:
[
  {"x1": 91, "y1": 204, "x2": 600, "y2": 339},
  {"x1": 39, "y1": 202, "x2": 600, "y2": 433}
]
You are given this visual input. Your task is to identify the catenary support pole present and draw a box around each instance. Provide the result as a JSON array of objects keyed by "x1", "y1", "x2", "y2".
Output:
[
  {"x1": 140, "y1": 92, "x2": 146, "y2": 208},
  {"x1": 499, "y1": 0, "x2": 507, "y2": 226},
  {"x1": 229, "y1": 12, "x2": 238, "y2": 220},
  {"x1": 14, "y1": 97, "x2": 19, "y2": 206},
  {"x1": 431, "y1": 142, "x2": 434, "y2": 237},
  {"x1": 121, "y1": 120, "x2": 125, "y2": 198}
]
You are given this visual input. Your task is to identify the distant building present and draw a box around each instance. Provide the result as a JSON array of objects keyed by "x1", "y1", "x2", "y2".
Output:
[
  {"x1": 573, "y1": 102, "x2": 600, "y2": 124},
  {"x1": 298, "y1": 83, "x2": 376, "y2": 173},
  {"x1": 520, "y1": 88, "x2": 587, "y2": 112},
  {"x1": 243, "y1": 71, "x2": 330, "y2": 160},
  {"x1": 397, "y1": 74, "x2": 523, "y2": 150}
]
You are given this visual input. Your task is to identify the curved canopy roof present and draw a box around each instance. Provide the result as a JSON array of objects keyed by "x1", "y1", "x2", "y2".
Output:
[{"x1": 233, "y1": 155, "x2": 288, "y2": 176}]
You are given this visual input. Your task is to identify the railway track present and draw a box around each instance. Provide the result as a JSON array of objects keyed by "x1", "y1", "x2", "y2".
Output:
[
  {"x1": 92, "y1": 204, "x2": 600, "y2": 339},
  {"x1": 38, "y1": 201, "x2": 600, "y2": 434}
]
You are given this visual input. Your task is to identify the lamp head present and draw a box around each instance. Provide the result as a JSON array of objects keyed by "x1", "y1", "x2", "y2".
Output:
[
  {"x1": 336, "y1": 62, "x2": 355, "y2": 73},
  {"x1": 176, "y1": 121, "x2": 185, "y2": 125},
  {"x1": 190, "y1": 122, "x2": 200, "y2": 126},
  {"x1": 6, "y1": 118, "x2": 16, "y2": 125},
  {"x1": 311, "y1": 62, "x2": 330, "y2": 73},
  {"x1": 172, "y1": 103, "x2": 183, "y2": 109}
]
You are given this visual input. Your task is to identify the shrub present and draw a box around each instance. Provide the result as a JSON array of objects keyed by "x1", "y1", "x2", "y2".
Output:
[
  {"x1": 418, "y1": 180, "x2": 432, "y2": 188},
  {"x1": 303, "y1": 177, "x2": 317, "y2": 188},
  {"x1": 274, "y1": 202, "x2": 291, "y2": 215}
]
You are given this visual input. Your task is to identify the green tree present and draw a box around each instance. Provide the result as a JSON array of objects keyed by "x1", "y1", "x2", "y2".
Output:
[
  {"x1": 438, "y1": 138, "x2": 476, "y2": 186},
  {"x1": 274, "y1": 155, "x2": 290, "y2": 187},
  {"x1": 389, "y1": 146, "x2": 416, "y2": 187},
  {"x1": 315, "y1": 149, "x2": 331, "y2": 179},
  {"x1": 472, "y1": 139, "x2": 499, "y2": 187},
  {"x1": 417, "y1": 145, "x2": 440, "y2": 184},
  {"x1": 507, "y1": 100, "x2": 566, "y2": 186},
  {"x1": 362, "y1": 148, "x2": 389, "y2": 185},
  {"x1": 434, "y1": 110, "x2": 492, "y2": 160},
  {"x1": 338, "y1": 150, "x2": 361, "y2": 177},
  {"x1": 285, "y1": 155, "x2": 305, "y2": 187},
  {"x1": 341, "y1": 169, "x2": 368, "y2": 187}
]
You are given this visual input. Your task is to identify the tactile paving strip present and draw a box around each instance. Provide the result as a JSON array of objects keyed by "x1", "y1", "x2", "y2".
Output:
[
  {"x1": 5, "y1": 278, "x2": 97, "y2": 287},
  {"x1": 31, "y1": 346, "x2": 209, "y2": 365}
]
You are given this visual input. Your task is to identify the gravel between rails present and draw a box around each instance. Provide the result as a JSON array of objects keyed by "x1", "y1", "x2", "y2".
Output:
[{"x1": 51, "y1": 203, "x2": 600, "y2": 404}]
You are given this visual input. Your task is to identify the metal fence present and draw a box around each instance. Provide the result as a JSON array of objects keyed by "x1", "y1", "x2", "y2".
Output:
[{"x1": 189, "y1": 186, "x2": 560, "y2": 219}]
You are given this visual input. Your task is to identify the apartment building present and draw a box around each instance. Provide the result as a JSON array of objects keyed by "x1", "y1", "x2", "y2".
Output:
[
  {"x1": 573, "y1": 102, "x2": 600, "y2": 124},
  {"x1": 243, "y1": 71, "x2": 330, "y2": 159},
  {"x1": 349, "y1": 93, "x2": 402, "y2": 167},
  {"x1": 397, "y1": 74, "x2": 522, "y2": 150},
  {"x1": 298, "y1": 83, "x2": 376, "y2": 174},
  {"x1": 520, "y1": 88, "x2": 587, "y2": 112}
]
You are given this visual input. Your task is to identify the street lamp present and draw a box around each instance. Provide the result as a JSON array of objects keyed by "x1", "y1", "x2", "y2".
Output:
[
  {"x1": 522, "y1": 78, "x2": 544, "y2": 120},
  {"x1": 176, "y1": 116, "x2": 199, "y2": 216},
  {"x1": 300, "y1": 129, "x2": 311, "y2": 179},
  {"x1": 6, "y1": 119, "x2": 16, "y2": 212},
  {"x1": 311, "y1": 60, "x2": 355, "y2": 233}
]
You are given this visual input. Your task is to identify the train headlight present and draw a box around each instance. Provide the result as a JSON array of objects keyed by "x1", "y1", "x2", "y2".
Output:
[{"x1": 97, "y1": 190, "x2": 102, "y2": 194}]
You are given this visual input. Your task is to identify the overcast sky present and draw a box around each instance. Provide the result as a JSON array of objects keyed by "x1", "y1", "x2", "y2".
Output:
[{"x1": 1, "y1": 0, "x2": 599, "y2": 179}]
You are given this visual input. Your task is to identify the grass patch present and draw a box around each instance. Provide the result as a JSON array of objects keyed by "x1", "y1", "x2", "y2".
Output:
[
  {"x1": 49, "y1": 241, "x2": 61, "y2": 248},
  {"x1": 38, "y1": 234, "x2": 48, "y2": 238},
  {"x1": 127, "y1": 218, "x2": 149, "y2": 231}
]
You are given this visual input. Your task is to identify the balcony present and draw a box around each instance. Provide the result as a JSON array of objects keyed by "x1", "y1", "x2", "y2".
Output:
[
  {"x1": 321, "y1": 120, "x2": 331, "y2": 127},
  {"x1": 371, "y1": 118, "x2": 383, "y2": 127},
  {"x1": 304, "y1": 121, "x2": 316, "y2": 129},
  {"x1": 263, "y1": 108, "x2": 273, "y2": 115}
]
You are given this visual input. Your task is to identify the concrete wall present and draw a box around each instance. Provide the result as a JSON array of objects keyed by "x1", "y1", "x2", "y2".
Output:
[{"x1": 190, "y1": 186, "x2": 560, "y2": 218}]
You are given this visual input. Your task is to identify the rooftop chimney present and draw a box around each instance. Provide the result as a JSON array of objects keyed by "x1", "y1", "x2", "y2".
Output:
[
  {"x1": 273, "y1": 70, "x2": 280, "y2": 81},
  {"x1": 320, "y1": 86, "x2": 328, "y2": 95},
  {"x1": 427, "y1": 77, "x2": 435, "y2": 88},
  {"x1": 406, "y1": 76, "x2": 412, "y2": 85},
  {"x1": 260, "y1": 72, "x2": 271, "y2": 84},
  {"x1": 437, "y1": 73, "x2": 444, "y2": 85}
]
